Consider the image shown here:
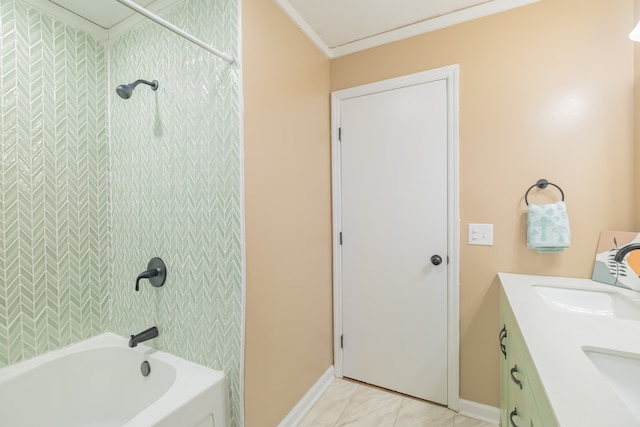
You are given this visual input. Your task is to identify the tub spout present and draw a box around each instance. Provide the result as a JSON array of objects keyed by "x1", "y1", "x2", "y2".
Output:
[{"x1": 129, "y1": 326, "x2": 158, "y2": 348}]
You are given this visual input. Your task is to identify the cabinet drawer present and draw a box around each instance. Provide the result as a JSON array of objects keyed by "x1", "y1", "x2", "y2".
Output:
[{"x1": 500, "y1": 287, "x2": 558, "y2": 427}]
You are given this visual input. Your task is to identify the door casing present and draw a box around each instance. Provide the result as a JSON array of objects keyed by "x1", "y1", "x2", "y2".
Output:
[{"x1": 330, "y1": 64, "x2": 460, "y2": 411}]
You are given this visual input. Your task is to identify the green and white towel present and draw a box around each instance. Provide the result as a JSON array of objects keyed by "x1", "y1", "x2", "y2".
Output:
[{"x1": 527, "y1": 201, "x2": 571, "y2": 253}]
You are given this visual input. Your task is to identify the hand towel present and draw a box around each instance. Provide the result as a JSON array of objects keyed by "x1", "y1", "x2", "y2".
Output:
[{"x1": 527, "y1": 201, "x2": 571, "y2": 253}]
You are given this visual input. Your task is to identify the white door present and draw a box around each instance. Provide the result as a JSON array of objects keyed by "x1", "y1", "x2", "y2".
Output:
[{"x1": 339, "y1": 78, "x2": 449, "y2": 404}]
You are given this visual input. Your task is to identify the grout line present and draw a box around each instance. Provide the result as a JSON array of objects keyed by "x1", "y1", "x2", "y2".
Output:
[
  {"x1": 332, "y1": 380, "x2": 361, "y2": 426},
  {"x1": 322, "y1": 379, "x2": 498, "y2": 427},
  {"x1": 298, "y1": 378, "x2": 360, "y2": 427},
  {"x1": 391, "y1": 397, "x2": 406, "y2": 426}
]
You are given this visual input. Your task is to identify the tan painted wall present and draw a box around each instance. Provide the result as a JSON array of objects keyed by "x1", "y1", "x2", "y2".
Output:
[
  {"x1": 243, "y1": 0, "x2": 637, "y2": 421},
  {"x1": 331, "y1": 0, "x2": 635, "y2": 407},
  {"x1": 242, "y1": 0, "x2": 332, "y2": 425},
  {"x1": 635, "y1": 0, "x2": 640, "y2": 228}
]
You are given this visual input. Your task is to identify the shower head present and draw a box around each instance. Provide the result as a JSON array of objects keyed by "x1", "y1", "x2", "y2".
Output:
[{"x1": 115, "y1": 79, "x2": 159, "y2": 99}]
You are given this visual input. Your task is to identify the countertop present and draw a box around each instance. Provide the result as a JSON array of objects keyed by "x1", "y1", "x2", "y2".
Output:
[{"x1": 499, "y1": 273, "x2": 640, "y2": 427}]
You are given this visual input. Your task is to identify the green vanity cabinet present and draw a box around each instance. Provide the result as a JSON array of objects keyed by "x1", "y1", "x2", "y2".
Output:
[{"x1": 500, "y1": 288, "x2": 558, "y2": 427}]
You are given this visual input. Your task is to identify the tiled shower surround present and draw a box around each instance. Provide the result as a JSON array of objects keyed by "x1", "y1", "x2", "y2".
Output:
[
  {"x1": 109, "y1": 0, "x2": 242, "y2": 425},
  {"x1": 0, "y1": 0, "x2": 243, "y2": 426},
  {"x1": 0, "y1": 0, "x2": 110, "y2": 365}
]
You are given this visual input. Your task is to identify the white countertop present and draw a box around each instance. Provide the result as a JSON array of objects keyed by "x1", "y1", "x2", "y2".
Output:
[{"x1": 499, "y1": 273, "x2": 640, "y2": 427}]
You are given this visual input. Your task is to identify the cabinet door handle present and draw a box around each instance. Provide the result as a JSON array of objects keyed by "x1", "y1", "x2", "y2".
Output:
[
  {"x1": 510, "y1": 365, "x2": 523, "y2": 389},
  {"x1": 499, "y1": 325, "x2": 507, "y2": 359},
  {"x1": 510, "y1": 407, "x2": 519, "y2": 427}
]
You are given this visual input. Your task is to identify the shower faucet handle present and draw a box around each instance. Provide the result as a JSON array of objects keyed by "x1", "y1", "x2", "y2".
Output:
[{"x1": 135, "y1": 257, "x2": 167, "y2": 291}]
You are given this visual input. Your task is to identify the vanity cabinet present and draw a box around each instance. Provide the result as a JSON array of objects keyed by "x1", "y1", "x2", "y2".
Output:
[{"x1": 500, "y1": 288, "x2": 557, "y2": 427}]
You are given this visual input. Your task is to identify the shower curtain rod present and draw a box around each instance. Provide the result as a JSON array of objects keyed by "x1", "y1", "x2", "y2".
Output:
[{"x1": 114, "y1": 0, "x2": 235, "y2": 64}]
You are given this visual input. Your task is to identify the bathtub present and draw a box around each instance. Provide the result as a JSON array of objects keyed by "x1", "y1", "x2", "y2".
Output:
[{"x1": 0, "y1": 333, "x2": 229, "y2": 427}]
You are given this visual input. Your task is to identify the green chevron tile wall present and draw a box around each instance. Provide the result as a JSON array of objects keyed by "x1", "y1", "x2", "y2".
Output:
[
  {"x1": 0, "y1": 0, "x2": 242, "y2": 425},
  {"x1": 108, "y1": 0, "x2": 242, "y2": 426},
  {"x1": 0, "y1": 0, "x2": 109, "y2": 366}
]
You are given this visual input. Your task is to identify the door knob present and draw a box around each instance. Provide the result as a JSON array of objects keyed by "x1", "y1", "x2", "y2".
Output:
[{"x1": 431, "y1": 255, "x2": 442, "y2": 266}]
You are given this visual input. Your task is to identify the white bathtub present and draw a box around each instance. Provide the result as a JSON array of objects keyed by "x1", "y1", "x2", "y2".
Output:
[{"x1": 0, "y1": 333, "x2": 229, "y2": 427}]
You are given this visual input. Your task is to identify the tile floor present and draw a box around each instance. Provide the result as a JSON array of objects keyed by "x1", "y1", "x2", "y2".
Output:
[{"x1": 298, "y1": 378, "x2": 499, "y2": 427}]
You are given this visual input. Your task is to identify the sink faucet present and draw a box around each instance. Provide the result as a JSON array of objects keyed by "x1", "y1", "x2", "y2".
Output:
[
  {"x1": 613, "y1": 243, "x2": 640, "y2": 263},
  {"x1": 129, "y1": 326, "x2": 158, "y2": 348}
]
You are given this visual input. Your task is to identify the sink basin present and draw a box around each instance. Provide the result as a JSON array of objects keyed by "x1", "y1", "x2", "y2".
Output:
[
  {"x1": 584, "y1": 348, "x2": 640, "y2": 421},
  {"x1": 533, "y1": 285, "x2": 640, "y2": 321}
]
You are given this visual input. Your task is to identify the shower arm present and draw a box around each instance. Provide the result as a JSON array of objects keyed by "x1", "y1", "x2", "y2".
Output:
[{"x1": 131, "y1": 79, "x2": 158, "y2": 91}]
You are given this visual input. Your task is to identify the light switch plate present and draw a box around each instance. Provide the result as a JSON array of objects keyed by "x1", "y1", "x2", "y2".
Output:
[{"x1": 468, "y1": 223, "x2": 493, "y2": 246}]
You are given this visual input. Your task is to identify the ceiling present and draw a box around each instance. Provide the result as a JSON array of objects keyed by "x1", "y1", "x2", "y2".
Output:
[
  {"x1": 23, "y1": 0, "x2": 539, "y2": 57},
  {"x1": 274, "y1": 0, "x2": 539, "y2": 58},
  {"x1": 48, "y1": 0, "x2": 157, "y2": 29},
  {"x1": 22, "y1": 0, "x2": 183, "y2": 38}
]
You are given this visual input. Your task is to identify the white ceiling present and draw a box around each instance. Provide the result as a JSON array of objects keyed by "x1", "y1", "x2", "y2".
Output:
[
  {"x1": 288, "y1": 0, "x2": 491, "y2": 48},
  {"x1": 23, "y1": 0, "x2": 539, "y2": 57},
  {"x1": 48, "y1": 0, "x2": 157, "y2": 29},
  {"x1": 21, "y1": 0, "x2": 183, "y2": 38},
  {"x1": 274, "y1": 0, "x2": 539, "y2": 58}
]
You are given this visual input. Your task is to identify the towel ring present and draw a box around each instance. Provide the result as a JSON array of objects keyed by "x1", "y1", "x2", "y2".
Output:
[{"x1": 524, "y1": 179, "x2": 564, "y2": 206}]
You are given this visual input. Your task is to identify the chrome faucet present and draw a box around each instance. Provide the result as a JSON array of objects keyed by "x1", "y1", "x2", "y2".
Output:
[
  {"x1": 129, "y1": 326, "x2": 158, "y2": 348},
  {"x1": 613, "y1": 243, "x2": 640, "y2": 263}
]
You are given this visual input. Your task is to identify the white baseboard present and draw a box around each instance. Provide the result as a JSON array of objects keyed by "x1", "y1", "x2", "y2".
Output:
[
  {"x1": 278, "y1": 366, "x2": 335, "y2": 427},
  {"x1": 459, "y1": 399, "x2": 500, "y2": 424}
]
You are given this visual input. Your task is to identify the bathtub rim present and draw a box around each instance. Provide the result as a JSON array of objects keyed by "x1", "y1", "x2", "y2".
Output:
[{"x1": 0, "y1": 332, "x2": 229, "y2": 427}]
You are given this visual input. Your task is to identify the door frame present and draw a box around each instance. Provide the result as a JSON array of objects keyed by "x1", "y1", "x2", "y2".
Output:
[{"x1": 331, "y1": 64, "x2": 460, "y2": 411}]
